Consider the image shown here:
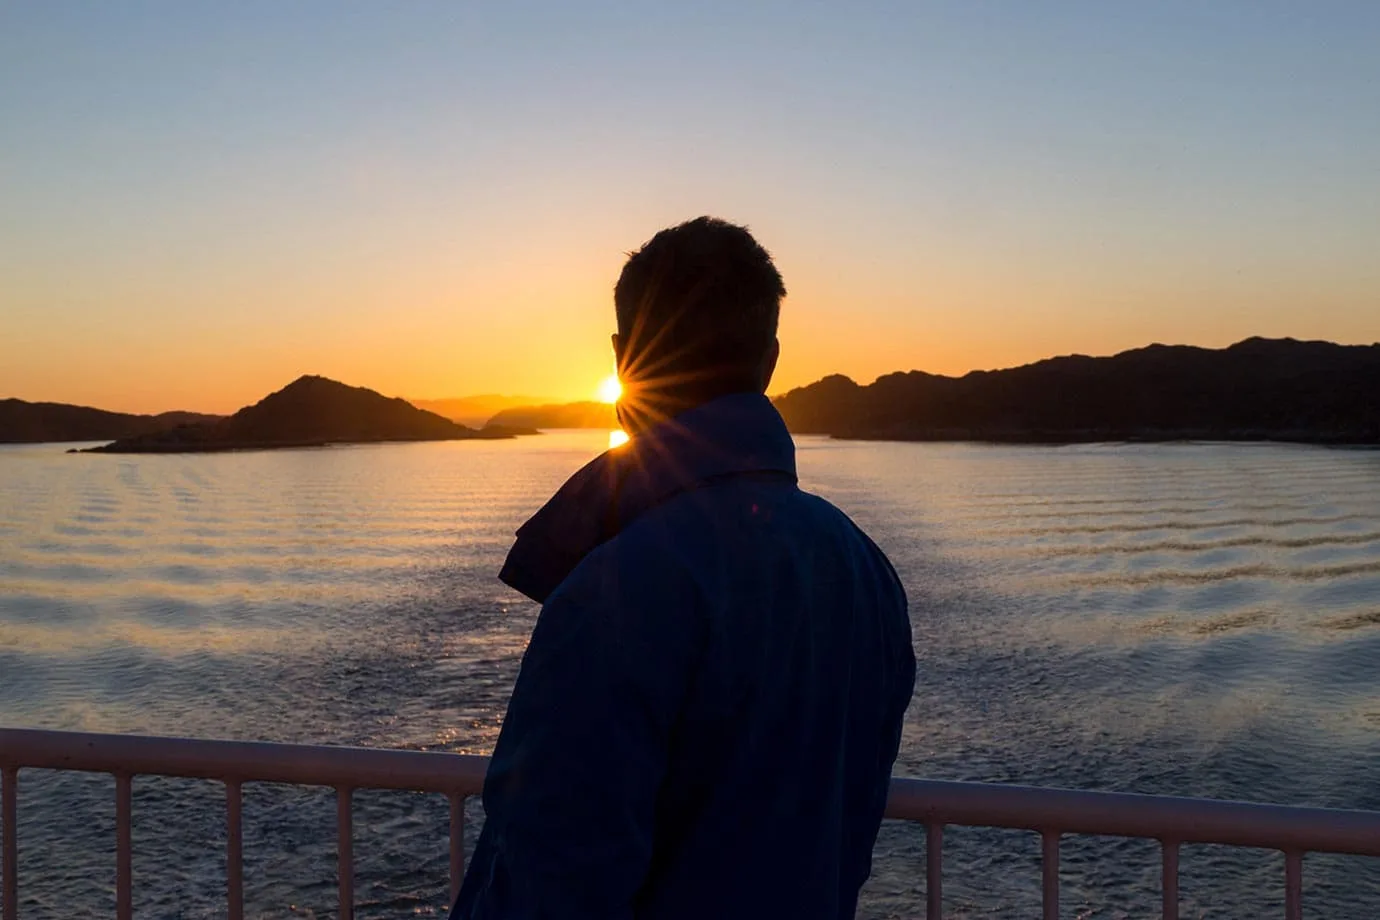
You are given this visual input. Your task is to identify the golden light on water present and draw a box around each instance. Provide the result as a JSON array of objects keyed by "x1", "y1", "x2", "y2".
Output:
[
  {"x1": 608, "y1": 429, "x2": 630, "y2": 449},
  {"x1": 597, "y1": 374, "x2": 623, "y2": 404}
]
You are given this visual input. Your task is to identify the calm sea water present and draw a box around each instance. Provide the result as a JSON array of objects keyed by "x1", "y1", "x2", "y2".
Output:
[{"x1": 2, "y1": 433, "x2": 1379, "y2": 918}]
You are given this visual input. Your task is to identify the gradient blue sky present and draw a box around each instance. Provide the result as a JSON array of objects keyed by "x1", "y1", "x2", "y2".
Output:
[{"x1": 3, "y1": 1, "x2": 1377, "y2": 413}]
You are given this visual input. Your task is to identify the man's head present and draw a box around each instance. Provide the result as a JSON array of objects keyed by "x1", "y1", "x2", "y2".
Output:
[{"x1": 613, "y1": 217, "x2": 785, "y2": 430}]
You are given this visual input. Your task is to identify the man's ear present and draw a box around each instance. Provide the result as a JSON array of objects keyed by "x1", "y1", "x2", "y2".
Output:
[{"x1": 761, "y1": 338, "x2": 780, "y2": 392}]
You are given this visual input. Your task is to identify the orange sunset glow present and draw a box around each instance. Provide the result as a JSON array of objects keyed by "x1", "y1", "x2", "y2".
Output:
[{"x1": 7, "y1": 245, "x2": 1373, "y2": 418}]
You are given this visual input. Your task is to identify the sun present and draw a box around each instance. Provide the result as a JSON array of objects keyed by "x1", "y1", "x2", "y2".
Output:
[
  {"x1": 597, "y1": 373, "x2": 623, "y2": 404},
  {"x1": 608, "y1": 429, "x2": 630, "y2": 449}
]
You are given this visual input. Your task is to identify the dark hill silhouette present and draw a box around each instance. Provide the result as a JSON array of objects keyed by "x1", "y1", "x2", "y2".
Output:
[
  {"x1": 487, "y1": 401, "x2": 618, "y2": 430},
  {"x1": 85, "y1": 376, "x2": 533, "y2": 453},
  {"x1": 0, "y1": 399, "x2": 220, "y2": 444},
  {"x1": 773, "y1": 338, "x2": 1380, "y2": 444}
]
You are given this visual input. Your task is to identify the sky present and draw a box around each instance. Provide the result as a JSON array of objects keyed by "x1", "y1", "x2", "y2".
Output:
[{"x1": 2, "y1": 2, "x2": 1377, "y2": 414}]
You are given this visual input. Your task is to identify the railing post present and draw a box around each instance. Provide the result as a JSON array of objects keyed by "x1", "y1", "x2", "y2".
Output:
[
  {"x1": 115, "y1": 774, "x2": 132, "y2": 920},
  {"x1": 226, "y1": 781, "x2": 243, "y2": 920},
  {"x1": 2, "y1": 768, "x2": 16, "y2": 920},
  {"x1": 337, "y1": 787, "x2": 353, "y2": 920},
  {"x1": 1161, "y1": 841, "x2": 1179, "y2": 920},
  {"x1": 926, "y1": 823, "x2": 943, "y2": 919},
  {"x1": 1042, "y1": 831, "x2": 1060, "y2": 920},
  {"x1": 1284, "y1": 851, "x2": 1303, "y2": 920},
  {"x1": 449, "y1": 793, "x2": 466, "y2": 907}
]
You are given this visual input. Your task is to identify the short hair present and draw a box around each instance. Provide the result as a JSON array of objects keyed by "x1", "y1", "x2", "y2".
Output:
[{"x1": 614, "y1": 217, "x2": 785, "y2": 393}]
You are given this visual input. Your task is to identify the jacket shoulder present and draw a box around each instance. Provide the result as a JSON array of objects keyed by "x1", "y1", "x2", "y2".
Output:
[{"x1": 791, "y1": 489, "x2": 908, "y2": 604}]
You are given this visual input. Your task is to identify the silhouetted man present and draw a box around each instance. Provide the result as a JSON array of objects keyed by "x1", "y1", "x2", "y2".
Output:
[{"x1": 452, "y1": 217, "x2": 915, "y2": 920}]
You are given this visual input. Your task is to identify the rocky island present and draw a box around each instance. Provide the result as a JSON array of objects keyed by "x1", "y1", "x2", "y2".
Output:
[
  {"x1": 0, "y1": 400, "x2": 220, "y2": 444},
  {"x1": 82, "y1": 376, "x2": 535, "y2": 453},
  {"x1": 773, "y1": 338, "x2": 1380, "y2": 444}
]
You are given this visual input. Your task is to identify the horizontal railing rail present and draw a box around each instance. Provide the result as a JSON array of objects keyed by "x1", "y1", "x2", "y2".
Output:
[{"x1": 4, "y1": 727, "x2": 1380, "y2": 920}]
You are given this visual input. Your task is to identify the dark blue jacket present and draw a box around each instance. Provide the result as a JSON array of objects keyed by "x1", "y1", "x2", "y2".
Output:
[{"x1": 453, "y1": 393, "x2": 915, "y2": 920}]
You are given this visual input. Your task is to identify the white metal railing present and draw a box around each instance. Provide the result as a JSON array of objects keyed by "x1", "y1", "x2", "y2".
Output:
[{"x1": 3, "y1": 728, "x2": 1380, "y2": 919}]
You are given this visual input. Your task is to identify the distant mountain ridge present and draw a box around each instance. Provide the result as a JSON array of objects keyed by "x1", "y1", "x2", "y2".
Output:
[
  {"x1": 486, "y1": 401, "x2": 618, "y2": 430},
  {"x1": 773, "y1": 338, "x2": 1380, "y2": 444},
  {"x1": 14, "y1": 337, "x2": 1378, "y2": 449},
  {"x1": 84, "y1": 376, "x2": 533, "y2": 453},
  {"x1": 411, "y1": 394, "x2": 552, "y2": 428},
  {"x1": 0, "y1": 400, "x2": 220, "y2": 444}
]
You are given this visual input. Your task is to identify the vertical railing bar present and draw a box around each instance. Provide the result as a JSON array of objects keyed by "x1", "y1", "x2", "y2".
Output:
[
  {"x1": 1284, "y1": 850, "x2": 1303, "y2": 920},
  {"x1": 1042, "y1": 831, "x2": 1060, "y2": 920},
  {"x1": 2, "y1": 768, "x2": 17, "y2": 920},
  {"x1": 926, "y1": 823, "x2": 943, "y2": 920},
  {"x1": 116, "y1": 774, "x2": 132, "y2": 920},
  {"x1": 337, "y1": 786, "x2": 354, "y2": 920},
  {"x1": 1161, "y1": 840, "x2": 1180, "y2": 920},
  {"x1": 449, "y1": 793, "x2": 466, "y2": 907},
  {"x1": 226, "y1": 781, "x2": 244, "y2": 920}
]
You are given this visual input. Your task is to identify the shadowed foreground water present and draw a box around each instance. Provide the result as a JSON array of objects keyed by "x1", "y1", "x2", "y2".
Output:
[{"x1": 2, "y1": 434, "x2": 1379, "y2": 918}]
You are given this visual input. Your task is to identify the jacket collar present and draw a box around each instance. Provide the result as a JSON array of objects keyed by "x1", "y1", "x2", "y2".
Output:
[{"x1": 499, "y1": 393, "x2": 797, "y2": 603}]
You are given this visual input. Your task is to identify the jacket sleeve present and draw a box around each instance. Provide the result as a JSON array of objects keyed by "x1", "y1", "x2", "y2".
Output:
[{"x1": 462, "y1": 545, "x2": 704, "y2": 920}]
